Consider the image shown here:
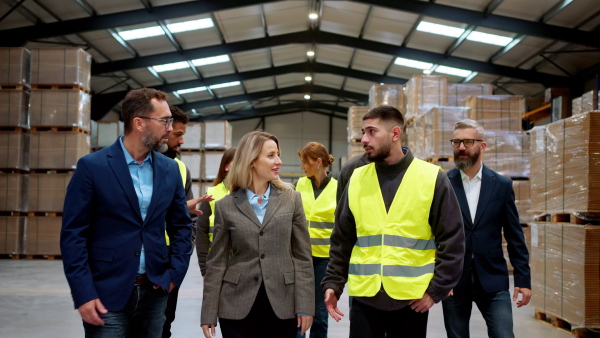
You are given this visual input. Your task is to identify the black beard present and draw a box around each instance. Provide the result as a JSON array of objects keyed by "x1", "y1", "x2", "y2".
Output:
[
  {"x1": 164, "y1": 148, "x2": 178, "y2": 159},
  {"x1": 454, "y1": 149, "x2": 479, "y2": 171},
  {"x1": 366, "y1": 141, "x2": 392, "y2": 162}
]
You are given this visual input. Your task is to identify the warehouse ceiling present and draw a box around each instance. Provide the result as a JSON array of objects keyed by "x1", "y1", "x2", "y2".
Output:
[{"x1": 1, "y1": 0, "x2": 600, "y2": 121}]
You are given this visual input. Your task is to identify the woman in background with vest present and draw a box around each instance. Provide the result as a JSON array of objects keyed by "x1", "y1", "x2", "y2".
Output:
[
  {"x1": 196, "y1": 147, "x2": 236, "y2": 277},
  {"x1": 201, "y1": 131, "x2": 314, "y2": 338},
  {"x1": 296, "y1": 142, "x2": 337, "y2": 338}
]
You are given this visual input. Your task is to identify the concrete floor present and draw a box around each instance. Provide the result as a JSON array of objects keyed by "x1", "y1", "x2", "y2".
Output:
[{"x1": 0, "y1": 251, "x2": 577, "y2": 338}]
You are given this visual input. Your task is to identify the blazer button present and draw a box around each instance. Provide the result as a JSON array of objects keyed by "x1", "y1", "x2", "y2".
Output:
[
  {"x1": 260, "y1": 254, "x2": 265, "y2": 259},
  {"x1": 254, "y1": 277, "x2": 259, "y2": 282},
  {"x1": 259, "y1": 231, "x2": 264, "y2": 236},
  {"x1": 135, "y1": 251, "x2": 140, "y2": 256}
]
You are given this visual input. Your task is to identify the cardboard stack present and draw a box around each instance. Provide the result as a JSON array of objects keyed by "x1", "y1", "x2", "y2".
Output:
[
  {"x1": 347, "y1": 106, "x2": 369, "y2": 159},
  {"x1": 92, "y1": 120, "x2": 124, "y2": 149},
  {"x1": 368, "y1": 84, "x2": 404, "y2": 112},
  {"x1": 30, "y1": 48, "x2": 92, "y2": 91},
  {"x1": 404, "y1": 75, "x2": 447, "y2": 121},
  {"x1": 483, "y1": 131, "x2": 530, "y2": 178},
  {"x1": 447, "y1": 83, "x2": 493, "y2": 107},
  {"x1": 421, "y1": 106, "x2": 470, "y2": 159}
]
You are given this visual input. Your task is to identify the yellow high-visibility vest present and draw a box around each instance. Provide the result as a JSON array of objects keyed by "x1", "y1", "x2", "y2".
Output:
[
  {"x1": 347, "y1": 159, "x2": 440, "y2": 300},
  {"x1": 166, "y1": 158, "x2": 188, "y2": 246},
  {"x1": 207, "y1": 182, "x2": 230, "y2": 242},
  {"x1": 296, "y1": 176, "x2": 338, "y2": 258}
]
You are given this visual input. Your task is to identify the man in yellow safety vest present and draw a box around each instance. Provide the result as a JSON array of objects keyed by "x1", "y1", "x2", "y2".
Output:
[{"x1": 322, "y1": 105, "x2": 465, "y2": 337}]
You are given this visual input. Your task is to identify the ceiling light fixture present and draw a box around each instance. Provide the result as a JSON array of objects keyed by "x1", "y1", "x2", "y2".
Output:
[
  {"x1": 307, "y1": 51, "x2": 315, "y2": 57},
  {"x1": 466, "y1": 31, "x2": 513, "y2": 47},
  {"x1": 152, "y1": 61, "x2": 190, "y2": 72},
  {"x1": 305, "y1": 76, "x2": 312, "y2": 82},
  {"x1": 394, "y1": 57, "x2": 433, "y2": 70},
  {"x1": 167, "y1": 18, "x2": 214, "y2": 33},
  {"x1": 423, "y1": 69, "x2": 432, "y2": 75},
  {"x1": 309, "y1": 13, "x2": 318, "y2": 20},
  {"x1": 118, "y1": 26, "x2": 164, "y2": 40},
  {"x1": 304, "y1": 94, "x2": 311, "y2": 100},
  {"x1": 416, "y1": 21, "x2": 464, "y2": 38},
  {"x1": 435, "y1": 65, "x2": 473, "y2": 77}
]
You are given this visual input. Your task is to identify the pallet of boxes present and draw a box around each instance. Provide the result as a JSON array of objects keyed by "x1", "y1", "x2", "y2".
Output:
[
  {"x1": 529, "y1": 110, "x2": 600, "y2": 336},
  {"x1": 178, "y1": 121, "x2": 204, "y2": 200},
  {"x1": 0, "y1": 47, "x2": 31, "y2": 259},
  {"x1": 27, "y1": 47, "x2": 92, "y2": 260}
]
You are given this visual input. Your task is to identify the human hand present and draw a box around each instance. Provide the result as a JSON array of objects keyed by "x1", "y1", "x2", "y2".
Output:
[
  {"x1": 448, "y1": 289, "x2": 454, "y2": 296},
  {"x1": 187, "y1": 194, "x2": 214, "y2": 215},
  {"x1": 201, "y1": 324, "x2": 216, "y2": 337},
  {"x1": 409, "y1": 292, "x2": 435, "y2": 313},
  {"x1": 513, "y1": 287, "x2": 531, "y2": 307},
  {"x1": 324, "y1": 289, "x2": 344, "y2": 322},
  {"x1": 77, "y1": 298, "x2": 108, "y2": 325},
  {"x1": 297, "y1": 315, "x2": 313, "y2": 334}
]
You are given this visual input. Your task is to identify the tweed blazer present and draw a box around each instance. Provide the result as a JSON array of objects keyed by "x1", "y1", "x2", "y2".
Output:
[{"x1": 201, "y1": 186, "x2": 314, "y2": 326}]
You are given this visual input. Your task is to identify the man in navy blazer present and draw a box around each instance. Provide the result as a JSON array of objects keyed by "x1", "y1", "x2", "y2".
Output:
[
  {"x1": 442, "y1": 119, "x2": 531, "y2": 338},
  {"x1": 60, "y1": 88, "x2": 193, "y2": 338}
]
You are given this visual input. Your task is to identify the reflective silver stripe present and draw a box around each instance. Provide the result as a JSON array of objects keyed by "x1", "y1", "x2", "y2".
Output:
[
  {"x1": 356, "y1": 235, "x2": 382, "y2": 247},
  {"x1": 384, "y1": 235, "x2": 436, "y2": 250},
  {"x1": 349, "y1": 263, "x2": 380, "y2": 275},
  {"x1": 310, "y1": 238, "x2": 330, "y2": 246},
  {"x1": 309, "y1": 221, "x2": 334, "y2": 229},
  {"x1": 383, "y1": 263, "x2": 435, "y2": 278}
]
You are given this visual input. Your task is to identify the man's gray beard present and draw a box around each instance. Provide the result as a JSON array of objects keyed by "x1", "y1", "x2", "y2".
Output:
[
  {"x1": 141, "y1": 132, "x2": 168, "y2": 153},
  {"x1": 455, "y1": 157, "x2": 476, "y2": 171}
]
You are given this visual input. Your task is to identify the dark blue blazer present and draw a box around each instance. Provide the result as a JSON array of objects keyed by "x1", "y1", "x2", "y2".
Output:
[
  {"x1": 60, "y1": 138, "x2": 193, "y2": 311},
  {"x1": 446, "y1": 165, "x2": 530, "y2": 293}
]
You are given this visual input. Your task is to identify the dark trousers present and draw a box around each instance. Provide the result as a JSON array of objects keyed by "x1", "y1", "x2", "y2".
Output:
[
  {"x1": 161, "y1": 285, "x2": 179, "y2": 337},
  {"x1": 297, "y1": 257, "x2": 329, "y2": 338},
  {"x1": 83, "y1": 283, "x2": 168, "y2": 338},
  {"x1": 219, "y1": 283, "x2": 298, "y2": 338},
  {"x1": 349, "y1": 298, "x2": 429, "y2": 338}
]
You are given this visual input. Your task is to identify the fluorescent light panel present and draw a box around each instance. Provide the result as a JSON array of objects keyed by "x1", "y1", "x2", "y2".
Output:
[
  {"x1": 466, "y1": 31, "x2": 512, "y2": 46},
  {"x1": 416, "y1": 21, "x2": 464, "y2": 38},
  {"x1": 394, "y1": 57, "x2": 433, "y2": 70},
  {"x1": 119, "y1": 18, "x2": 214, "y2": 40},
  {"x1": 191, "y1": 55, "x2": 230, "y2": 66},
  {"x1": 152, "y1": 61, "x2": 190, "y2": 72},
  {"x1": 177, "y1": 87, "x2": 207, "y2": 94},
  {"x1": 177, "y1": 81, "x2": 241, "y2": 95},
  {"x1": 210, "y1": 81, "x2": 240, "y2": 90},
  {"x1": 435, "y1": 65, "x2": 472, "y2": 77}
]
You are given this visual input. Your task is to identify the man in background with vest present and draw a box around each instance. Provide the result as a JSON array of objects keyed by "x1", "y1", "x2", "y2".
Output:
[
  {"x1": 442, "y1": 119, "x2": 531, "y2": 338},
  {"x1": 322, "y1": 105, "x2": 465, "y2": 337},
  {"x1": 161, "y1": 105, "x2": 213, "y2": 338}
]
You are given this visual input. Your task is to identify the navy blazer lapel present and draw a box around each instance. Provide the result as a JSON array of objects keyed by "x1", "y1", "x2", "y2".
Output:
[
  {"x1": 233, "y1": 189, "x2": 262, "y2": 227},
  {"x1": 448, "y1": 168, "x2": 473, "y2": 227},
  {"x1": 106, "y1": 140, "x2": 143, "y2": 222},
  {"x1": 261, "y1": 187, "x2": 282, "y2": 227},
  {"x1": 473, "y1": 165, "x2": 496, "y2": 228},
  {"x1": 145, "y1": 151, "x2": 165, "y2": 225}
]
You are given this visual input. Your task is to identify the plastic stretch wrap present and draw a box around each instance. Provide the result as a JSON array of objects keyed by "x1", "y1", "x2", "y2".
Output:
[
  {"x1": 180, "y1": 151, "x2": 201, "y2": 181},
  {"x1": 0, "y1": 173, "x2": 28, "y2": 212},
  {"x1": 348, "y1": 142, "x2": 364, "y2": 160},
  {"x1": 0, "y1": 47, "x2": 30, "y2": 86},
  {"x1": 422, "y1": 106, "x2": 470, "y2": 159},
  {"x1": 28, "y1": 172, "x2": 73, "y2": 212},
  {"x1": 447, "y1": 83, "x2": 493, "y2": 106},
  {"x1": 347, "y1": 106, "x2": 369, "y2": 141},
  {"x1": 181, "y1": 122, "x2": 202, "y2": 150},
  {"x1": 0, "y1": 90, "x2": 30, "y2": 128},
  {"x1": 572, "y1": 97, "x2": 582, "y2": 116},
  {"x1": 581, "y1": 90, "x2": 599, "y2": 113},
  {"x1": 0, "y1": 216, "x2": 25, "y2": 254},
  {"x1": 513, "y1": 180, "x2": 533, "y2": 224},
  {"x1": 369, "y1": 84, "x2": 404, "y2": 110},
  {"x1": 0, "y1": 131, "x2": 30, "y2": 170},
  {"x1": 25, "y1": 216, "x2": 62, "y2": 255},
  {"x1": 202, "y1": 152, "x2": 224, "y2": 181},
  {"x1": 530, "y1": 126, "x2": 547, "y2": 212},
  {"x1": 465, "y1": 95, "x2": 525, "y2": 132},
  {"x1": 529, "y1": 222, "x2": 546, "y2": 311},
  {"x1": 29, "y1": 131, "x2": 90, "y2": 169},
  {"x1": 30, "y1": 89, "x2": 91, "y2": 131},
  {"x1": 405, "y1": 75, "x2": 447, "y2": 120},
  {"x1": 483, "y1": 132, "x2": 530, "y2": 178},
  {"x1": 31, "y1": 48, "x2": 91, "y2": 90},
  {"x1": 406, "y1": 113, "x2": 427, "y2": 160},
  {"x1": 204, "y1": 121, "x2": 232, "y2": 150}
]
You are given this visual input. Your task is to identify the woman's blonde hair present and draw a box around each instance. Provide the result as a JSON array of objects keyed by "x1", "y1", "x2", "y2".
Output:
[{"x1": 228, "y1": 131, "x2": 293, "y2": 192}]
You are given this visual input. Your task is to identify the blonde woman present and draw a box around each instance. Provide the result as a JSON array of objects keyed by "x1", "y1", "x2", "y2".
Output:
[
  {"x1": 201, "y1": 131, "x2": 314, "y2": 338},
  {"x1": 196, "y1": 147, "x2": 236, "y2": 276}
]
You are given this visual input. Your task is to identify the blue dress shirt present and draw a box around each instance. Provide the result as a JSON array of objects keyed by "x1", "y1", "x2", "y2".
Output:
[
  {"x1": 119, "y1": 137, "x2": 153, "y2": 274},
  {"x1": 245, "y1": 184, "x2": 271, "y2": 223}
]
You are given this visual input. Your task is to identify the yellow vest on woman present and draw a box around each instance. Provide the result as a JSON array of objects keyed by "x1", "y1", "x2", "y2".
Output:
[
  {"x1": 347, "y1": 159, "x2": 439, "y2": 300},
  {"x1": 206, "y1": 181, "x2": 230, "y2": 242},
  {"x1": 296, "y1": 176, "x2": 337, "y2": 258}
]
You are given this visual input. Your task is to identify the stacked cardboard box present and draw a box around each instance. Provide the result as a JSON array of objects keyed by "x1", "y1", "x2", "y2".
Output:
[
  {"x1": 421, "y1": 106, "x2": 471, "y2": 159},
  {"x1": 0, "y1": 47, "x2": 31, "y2": 86},
  {"x1": 571, "y1": 97, "x2": 583, "y2": 116},
  {"x1": 181, "y1": 122, "x2": 203, "y2": 150},
  {"x1": 0, "y1": 90, "x2": 30, "y2": 128},
  {"x1": 0, "y1": 173, "x2": 28, "y2": 213},
  {"x1": 29, "y1": 131, "x2": 90, "y2": 170},
  {"x1": 0, "y1": 132, "x2": 30, "y2": 171},
  {"x1": 405, "y1": 75, "x2": 447, "y2": 120},
  {"x1": 202, "y1": 152, "x2": 224, "y2": 181},
  {"x1": 347, "y1": 106, "x2": 369, "y2": 142},
  {"x1": 27, "y1": 172, "x2": 73, "y2": 212},
  {"x1": 29, "y1": 89, "x2": 91, "y2": 131},
  {"x1": 447, "y1": 83, "x2": 493, "y2": 107},
  {"x1": 204, "y1": 121, "x2": 232, "y2": 150},
  {"x1": 93, "y1": 120, "x2": 124, "y2": 149},
  {"x1": 31, "y1": 48, "x2": 92, "y2": 91},
  {"x1": 483, "y1": 131, "x2": 530, "y2": 178},
  {"x1": 581, "y1": 90, "x2": 599, "y2": 113},
  {"x1": 368, "y1": 84, "x2": 404, "y2": 111},
  {"x1": 0, "y1": 216, "x2": 25, "y2": 255},
  {"x1": 25, "y1": 216, "x2": 62, "y2": 256},
  {"x1": 529, "y1": 126, "x2": 547, "y2": 212},
  {"x1": 181, "y1": 152, "x2": 202, "y2": 181},
  {"x1": 465, "y1": 95, "x2": 525, "y2": 133},
  {"x1": 513, "y1": 180, "x2": 533, "y2": 224}
]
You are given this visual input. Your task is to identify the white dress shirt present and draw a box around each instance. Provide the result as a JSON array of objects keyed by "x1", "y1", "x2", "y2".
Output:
[{"x1": 459, "y1": 163, "x2": 483, "y2": 224}]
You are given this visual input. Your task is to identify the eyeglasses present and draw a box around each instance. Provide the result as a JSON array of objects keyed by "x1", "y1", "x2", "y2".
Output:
[
  {"x1": 137, "y1": 116, "x2": 174, "y2": 129},
  {"x1": 450, "y1": 139, "x2": 483, "y2": 148}
]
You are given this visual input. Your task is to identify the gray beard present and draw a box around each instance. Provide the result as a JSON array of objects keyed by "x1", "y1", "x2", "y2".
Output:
[
  {"x1": 454, "y1": 149, "x2": 480, "y2": 171},
  {"x1": 141, "y1": 131, "x2": 168, "y2": 153}
]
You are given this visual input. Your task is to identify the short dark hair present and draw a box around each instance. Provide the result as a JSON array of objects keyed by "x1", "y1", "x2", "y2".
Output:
[
  {"x1": 363, "y1": 105, "x2": 404, "y2": 128},
  {"x1": 169, "y1": 105, "x2": 189, "y2": 125},
  {"x1": 121, "y1": 88, "x2": 169, "y2": 133}
]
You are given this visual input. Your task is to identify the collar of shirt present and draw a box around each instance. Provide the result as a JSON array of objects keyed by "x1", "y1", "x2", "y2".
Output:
[
  {"x1": 245, "y1": 183, "x2": 271, "y2": 223},
  {"x1": 459, "y1": 162, "x2": 483, "y2": 182},
  {"x1": 246, "y1": 183, "x2": 271, "y2": 204},
  {"x1": 119, "y1": 136, "x2": 152, "y2": 166}
]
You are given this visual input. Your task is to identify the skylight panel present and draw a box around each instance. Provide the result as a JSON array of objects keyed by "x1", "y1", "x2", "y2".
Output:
[
  {"x1": 118, "y1": 26, "x2": 164, "y2": 40},
  {"x1": 416, "y1": 21, "x2": 464, "y2": 38},
  {"x1": 167, "y1": 18, "x2": 214, "y2": 33},
  {"x1": 152, "y1": 61, "x2": 190, "y2": 72},
  {"x1": 467, "y1": 31, "x2": 513, "y2": 47},
  {"x1": 191, "y1": 55, "x2": 230, "y2": 66},
  {"x1": 210, "y1": 81, "x2": 241, "y2": 90},
  {"x1": 394, "y1": 57, "x2": 433, "y2": 70},
  {"x1": 177, "y1": 87, "x2": 207, "y2": 94},
  {"x1": 435, "y1": 66, "x2": 473, "y2": 78}
]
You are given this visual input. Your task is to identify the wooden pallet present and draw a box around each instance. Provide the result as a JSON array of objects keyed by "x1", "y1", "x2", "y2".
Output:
[
  {"x1": 426, "y1": 156, "x2": 454, "y2": 163},
  {"x1": 0, "y1": 253, "x2": 23, "y2": 259},
  {"x1": 31, "y1": 84, "x2": 89, "y2": 93},
  {"x1": 0, "y1": 126, "x2": 28, "y2": 132},
  {"x1": 30, "y1": 169, "x2": 74, "y2": 174},
  {"x1": 27, "y1": 212, "x2": 63, "y2": 217},
  {"x1": 535, "y1": 309, "x2": 600, "y2": 337},
  {"x1": 25, "y1": 254, "x2": 62, "y2": 260},
  {"x1": 0, "y1": 83, "x2": 29, "y2": 90},
  {"x1": 550, "y1": 212, "x2": 600, "y2": 225},
  {"x1": 0, "y1": 211, "x2": 28, "y2": 217},
  {"x1": 0, "y1": 168, "x2": 28, "y2": 174},
  {"x1": 29, "y1": 126, "x2": 89, "y2": 134}
]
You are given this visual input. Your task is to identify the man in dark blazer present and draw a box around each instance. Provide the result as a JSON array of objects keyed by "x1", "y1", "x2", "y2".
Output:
[
  {"x1": 60, "y1": 88, "x2": 193, "y2": 338},
  {"x1": 442, "y1": 119, "x2": 531, "y2": 338}
]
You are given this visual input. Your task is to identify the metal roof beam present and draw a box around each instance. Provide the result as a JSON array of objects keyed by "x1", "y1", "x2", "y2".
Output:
[{"x1": 193, "y1": 101, "x2": 347, "y2": 121}]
